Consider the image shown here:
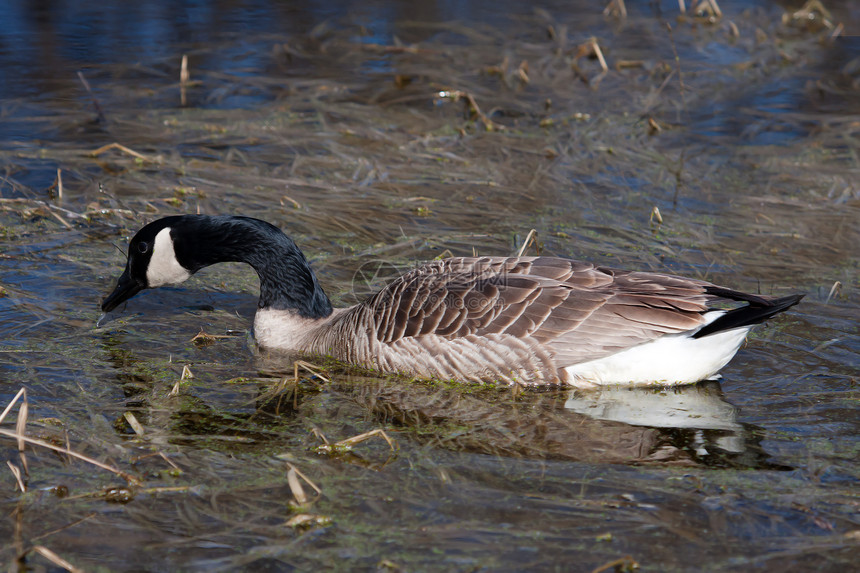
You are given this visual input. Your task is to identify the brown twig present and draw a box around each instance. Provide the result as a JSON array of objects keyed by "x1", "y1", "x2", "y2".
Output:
[
  {"x1": 123, "y1": 412, "x2": 145, "y2": 436},
  {"x1": 286, "y1": 463, "x2": 322, "y2": 507},
  {"x1": 169, "y1": 364, "x2": 194, "y2": 397},
  {"x1": 7, "y1": 461, "x2": 26, "y2": 492},
  {"x1": 190, "y1": 329, "x2": 237, "y2": 344},
  {"x1": 0, "y1": 387, "x2": 25, "y2": 424},
  {"x1": 517, "y1": 229, "x2": 539, "y2": 257},
  {"x1": 294, "y1": 360, "x2": 329, "y2": 384},
  {"x1": 1, "y1": 387, "x2": 29, "y2": 476},
  {"x1": 15, "y1": 392, "x2": 29, "y2": 476},
  {"x1": 32, "y1": 546, "x2": 84, "y2": 573},
  {"x1": 825, "y1": 281, "x2": 841, "y2": 304},
  {"x1": 436, "y1": 90, "x2": 505, "y2": 132},
  {"x1": 591, "y1": 555, "x2": 639, "y2": 573},
  {"x1": 314, "y1": 429, "x2": 398, "y2": 454},
  {"x1": 88, "y1": 142, "x2": 155, "y2": 163},
  {"x1": 31, "y1": 513, "x2": 97, "y2": 541},
  {"x1": 180, "y1": 54, "x2": 189, "y2": 107},
  {"x1": 665, "y1": 24, "x2": 686, "y2": 112},
  {"x1": 693, "y1": 0, "x2": 722, "y2": 19},
  {"x1": 56, "y1": 169, "x2": 63, "y2": 200},
  {"x1": 784, "y1": 0, "x2": 834, "y2": 29},
  {"x1": 603, "y1": 0, "x2": 627, "y2": 18},
  {"x1": 580, "y1": 38, "x2": 609, "y2": 72},
  {"x1": 77, "y1": 70, "x2": 107, "y2": 124},
  {"x1": 0, "y1": 429, "x2": 141, "y2": 486},
  {"x1": 281, "y1": 195, "x2": 302, "y2": 209}
]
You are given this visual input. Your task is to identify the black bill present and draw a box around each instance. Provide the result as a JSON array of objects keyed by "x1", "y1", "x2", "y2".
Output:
[{"x1": 101, "y1": 269, "x2": 144, "y2": 312}]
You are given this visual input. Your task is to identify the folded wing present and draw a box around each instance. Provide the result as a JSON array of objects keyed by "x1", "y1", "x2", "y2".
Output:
[{"x1": 362, "y1": 257, "x2": 717, "y2": 365}]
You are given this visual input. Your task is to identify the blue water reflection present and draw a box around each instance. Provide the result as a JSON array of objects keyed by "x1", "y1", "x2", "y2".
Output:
[{"x1": 0, "y1": 0, "x2": 857, "y2": 142}]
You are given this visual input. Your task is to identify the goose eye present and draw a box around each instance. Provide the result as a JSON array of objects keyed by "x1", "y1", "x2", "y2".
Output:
[{"x1": 137, "y1": 242, "x2": 149, "y2": 254}]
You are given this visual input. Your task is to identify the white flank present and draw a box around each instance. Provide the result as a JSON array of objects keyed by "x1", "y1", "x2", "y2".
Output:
[
  {"x1": 146, "y1": 227, "x2": 192, "y2": 287},
  {"x1": 564, "y1": 311, "x2": 751, "y2": 387}
]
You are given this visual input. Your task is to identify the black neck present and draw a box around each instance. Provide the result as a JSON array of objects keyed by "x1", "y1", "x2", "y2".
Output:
[{"x1": 173, "y1": 215, "x2": 333, "y2": 318}]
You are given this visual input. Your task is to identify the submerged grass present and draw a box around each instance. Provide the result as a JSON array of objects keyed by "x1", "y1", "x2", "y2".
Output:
[{"x1": 0, "y1": 1, "x2": 859, "y2": 571}]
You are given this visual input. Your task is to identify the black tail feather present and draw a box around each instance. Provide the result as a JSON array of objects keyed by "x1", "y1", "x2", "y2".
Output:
[{"x1": 693, "y1": 291, "x2": 804, "y2": 339}]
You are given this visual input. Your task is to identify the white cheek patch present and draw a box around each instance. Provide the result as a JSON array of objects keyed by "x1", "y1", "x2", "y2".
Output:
[{"x1": 146, "y1": 227, "x2": 192, "y2": 287}]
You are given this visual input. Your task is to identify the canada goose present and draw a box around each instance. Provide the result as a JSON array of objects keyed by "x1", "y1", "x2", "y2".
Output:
[{"x1": 101, "y1": 215, "x2": 803, "y2": 388}]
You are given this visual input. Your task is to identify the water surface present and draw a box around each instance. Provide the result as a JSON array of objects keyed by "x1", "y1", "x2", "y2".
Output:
[{"x1": 0, "y1": 1, "x2": 858, "y2": 571}]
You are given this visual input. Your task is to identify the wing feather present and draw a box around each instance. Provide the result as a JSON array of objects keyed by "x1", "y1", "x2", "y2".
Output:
[{"x1": 363, "y1": 256, "x2": 715, "y2": 364}]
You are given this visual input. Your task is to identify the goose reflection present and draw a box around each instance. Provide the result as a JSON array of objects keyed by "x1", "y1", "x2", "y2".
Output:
[
  {"x1": 565, "y1": 380, "x2": 739, "y2": 431},
  {"x1": 564, "y1": 380, "x2": 779, "y2": 466}
]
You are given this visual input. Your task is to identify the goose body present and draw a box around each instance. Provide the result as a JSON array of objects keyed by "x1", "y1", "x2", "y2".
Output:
[{"x1": 102, "y1": 215, "x2": 803, "y2": 388}]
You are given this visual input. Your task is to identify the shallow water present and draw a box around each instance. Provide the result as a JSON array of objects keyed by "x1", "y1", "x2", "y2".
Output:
[{"x1": 1, "y1": 0, "x2": 859, "y2": 571}]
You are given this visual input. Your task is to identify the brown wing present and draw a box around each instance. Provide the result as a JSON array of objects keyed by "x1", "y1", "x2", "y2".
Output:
[{"x1": 361, "y1": 256, "x2": 715, "y2": 364}]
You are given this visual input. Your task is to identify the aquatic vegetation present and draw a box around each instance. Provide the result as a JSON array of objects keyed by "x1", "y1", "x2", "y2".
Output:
[{"x1": 0, "y1": 1, "x2": 858, "y2": 571}]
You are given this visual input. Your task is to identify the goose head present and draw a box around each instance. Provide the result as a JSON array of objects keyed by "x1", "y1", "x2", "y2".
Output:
[
  {"x1": 101, "y1": 215, "x2": 332, "y2": 318},
  {"x1": 102, "y1": 216, "x2": 192, "y2": 312}
]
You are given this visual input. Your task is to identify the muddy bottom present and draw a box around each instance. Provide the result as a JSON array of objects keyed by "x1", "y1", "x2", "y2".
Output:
[{"x1": 0, "y1": 1, "x2": 858, "y2": 571}]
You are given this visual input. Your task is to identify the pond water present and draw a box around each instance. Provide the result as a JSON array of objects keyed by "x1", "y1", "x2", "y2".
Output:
[{"x1": 0, "y1": 0, "x2": 858, "y2": 571}]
